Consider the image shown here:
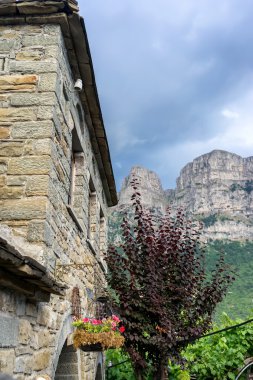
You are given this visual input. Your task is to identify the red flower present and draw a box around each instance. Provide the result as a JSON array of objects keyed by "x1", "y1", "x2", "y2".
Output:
[
  {"x1": 119, "y1": 326, "x2": 125, "y2": 333},
  {"x1": 82, "y1": 318, "x2": 90, "y2": 323}
]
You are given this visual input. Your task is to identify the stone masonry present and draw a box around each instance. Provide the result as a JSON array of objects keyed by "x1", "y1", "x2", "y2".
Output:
[{"x1": 0, "y1": 1, "x2": 117, "y2": 379}]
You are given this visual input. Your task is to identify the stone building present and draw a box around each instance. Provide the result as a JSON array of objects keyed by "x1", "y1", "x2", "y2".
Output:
[{"x1": 0, "y1": 0, "x2": 117, "y2": 378}]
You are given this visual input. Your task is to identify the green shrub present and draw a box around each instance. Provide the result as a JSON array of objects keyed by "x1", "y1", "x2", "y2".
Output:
[
  {"x1": 184, "y1": 313, "x2": 253, "y2": 380},
  {"x1": 201, "y1": 214, "x2": 217, "y2": 227}
]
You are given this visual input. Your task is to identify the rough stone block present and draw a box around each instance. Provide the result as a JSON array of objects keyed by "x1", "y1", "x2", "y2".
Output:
[
  {"x1": 37, "y1": 304, "x2": 57, "y2": 327},
  {"x1": 15, "y1": 346, "x2": 32, "y2": 356},
  {"x1": 10, "y1": 60, "x2": 58, "y2": 74},
  {"x1": 18, "y1": 319, "x2": 33, "y2": 344},
  {"x1": 32, "y1": 138, "x2": 52, "y2": 156},
  {"x1": 0, "y1": 186, "x2": 23, "y2": 199},
  {"x1": 16, "y1": 298, "x2": 26, "y2": 316},
  {"x1": 37, "y1": 105, "x2": 54, "y2": 120},
  {"x1": 0, "y1": 39, "x2": 19, "y2": 51},
  {"x1": 0, "y1": 348, "x2": 15, "y2": 373},
  {"x1": 54, "y1": 161, "x2": 66, "y2": 183},
  {"x1": 0, "y1": 197, "x2": 47, "y2": 220},
  {"x1": 27, "y1": 220, "x2": 47, "y2": 242},
  {"x1": 38, "y1": 72, "x2": 57, "y2": 92},
  {"x1": 37, "y1": 329, "x2": 53, "y2": 349},
  {"x1": 0, "y1": 175, "x2": 6, "y2": 186},
  {"x1": 0, "y1": 126, "x2": 10, "y2": 138},
  {"x1": 0, "y1": 74, "x2": 38, "y2": 92},
  {"x1": 8, "y1": 156, "x2": 51, "y2": 175},
  {"x1": 44, "y1": 24, "x2": 61, "y2": 35},
  {"x1": 45, "y1": 45, "x2": 59, "y2": 59},
  {"x1": 26, "y1": 175, "x2": 49, "y2": 196},
  {"x1": 0, "y1": 107, "x2": 37, "y2": 122},
  {"x1": 15, "y1": 356, "x2": 26, "y2": 373},
  {"x1": 0, "y1": 140, "x2": 24, "y2": 156},
  {"x1": 0, "y1": 30, "x2": 18, "y2": 39},
  {"x1": 6, "y1": 176, "x2": 27, "y2": 186},
  {"x1": 16, "y1": 50, "x2": 44, "y2": 61},
  {"x1": 0, "y1": 160, "x2": 7, "y2": 174},
  {"x1": 0, "y1": 315, "x2": 18, "y2": 347},
  {"x1": 37, "y1": 304, "x2": 50, "y2": 327},
  {"x1": 0, "y1": 94, "x2": 10, "y2": 108},
  {"x1": 25, "y1": 302, "x2": 38, "y2": 317},
  {"x1": 22, "y1": 35, "x2": 60, "y2": 47},
  {"x1": 11, "y1": 121, "x2": 53, "y2": 139},
  {"x1": 33, "y1": 349, "x2": 51, "y2": 371},
  {"x1": 11, "y1": 92, "x2": 56, "y2": 107}
]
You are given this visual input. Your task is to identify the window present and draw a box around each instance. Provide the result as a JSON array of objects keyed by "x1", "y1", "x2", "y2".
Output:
[
  {"x1": 76, "y1": 103, "x2": 85, "y2": 135},
  {"x1": 63, "y1": 84, "x2": 70, "y2": 124},
  {"x1": 67, "y1": 127, "x2": 84, "y2": 232},
  {"x1": 99, "y1": 208, "x2": 107, "y2": 270},
  {"x1": 88, "y1": 177, "x2": 97, "y2": 240},
  {"x1": 68, "y1": 152, "x2": 76, "y2": 207},
  {"x1": 99, "y1": 208, "x2": 106, "y2": 254}
]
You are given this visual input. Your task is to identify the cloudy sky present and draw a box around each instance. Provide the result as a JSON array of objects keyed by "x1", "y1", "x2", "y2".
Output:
[{"x1": 79, "y1": 0, "x2": 253, "y2": 190}]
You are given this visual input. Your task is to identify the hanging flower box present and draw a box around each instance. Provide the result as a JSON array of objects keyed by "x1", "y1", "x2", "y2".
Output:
[{"x1": 72, "y1": 315, "x2": 125, "y2": 351}]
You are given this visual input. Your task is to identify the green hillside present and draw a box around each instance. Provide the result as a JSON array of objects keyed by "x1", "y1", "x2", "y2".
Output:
[{"x1": 206, "y1": 240, "x2": 253, "y2": 320}]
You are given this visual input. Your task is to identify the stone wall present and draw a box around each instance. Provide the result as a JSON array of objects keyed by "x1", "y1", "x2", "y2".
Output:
[{"x1": 0, "y1": 22, "x2": 109, "y2": 379}]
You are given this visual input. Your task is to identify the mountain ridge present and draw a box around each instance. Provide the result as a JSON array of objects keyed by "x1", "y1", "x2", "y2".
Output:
[{"x1": 113, "y1": 149, "x2": 253, "y2": 241}]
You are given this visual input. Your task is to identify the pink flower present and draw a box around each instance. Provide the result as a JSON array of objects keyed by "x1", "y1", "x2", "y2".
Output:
[
  {"x1": 119, "y1": 326, "x2": 125, "y2": 333},
  {"x1": 91, "y1": 319, "x2": 102, "y2": 325},
  {"x1": 112, "y1": 315, "x2": 120, "y2": 323},
  {"x1": 82, "y1": 318, "x2": 90, "y2": 323},
  {"x1": 111, "y1": 321, "x2": 116, "y2": 328}
]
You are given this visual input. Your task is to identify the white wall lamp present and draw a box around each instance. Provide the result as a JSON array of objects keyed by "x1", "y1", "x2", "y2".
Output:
[{"x1": 74, "y1": 79, "x2": 83, "y2": 92}]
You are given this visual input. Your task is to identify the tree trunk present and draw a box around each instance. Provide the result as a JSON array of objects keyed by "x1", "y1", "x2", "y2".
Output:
[
  {"x1": 153, "y1": 365, "x2": 168, "y2": 379},
  {"x1": 153, "y1": 357, "x2": 169, "y2": 380},
  {"x1": 135, "y1": 368, "x2": 145, "y2": 380}
]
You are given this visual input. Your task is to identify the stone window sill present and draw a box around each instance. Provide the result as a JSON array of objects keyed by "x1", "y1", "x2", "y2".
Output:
[{"x1": 66, "y1": 205, "x2": 84, "y2": 233}]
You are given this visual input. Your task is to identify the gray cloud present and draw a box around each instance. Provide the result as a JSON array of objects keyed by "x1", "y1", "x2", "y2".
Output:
[{"x1": 79, "y1": 0, "x2": 253, "y2": 189}]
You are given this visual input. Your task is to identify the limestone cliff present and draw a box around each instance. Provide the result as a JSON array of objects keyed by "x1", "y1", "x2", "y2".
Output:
[
  {"x1": 172, "y1": 150, "x2": 253, "y2": 240},
  {"x1": 117, "y1": 166, "x2": 168, "y2": 212},
  {"x1": 111, "y1": 150, "x2": 253, "y2": 241}
]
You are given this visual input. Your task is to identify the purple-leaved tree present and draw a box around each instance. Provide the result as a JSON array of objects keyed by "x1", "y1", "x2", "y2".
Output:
[{"x1": 106, "y1": 178, "x2": 234, "y2": 380}]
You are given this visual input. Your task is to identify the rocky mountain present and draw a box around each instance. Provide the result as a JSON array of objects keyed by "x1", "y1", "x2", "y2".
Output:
[
  {"x1": 112, "y1": 150, "x2": 253, "y2": 241},
  {"x1": 117, "y1": 166, "x2": 168, "y2": 212}
]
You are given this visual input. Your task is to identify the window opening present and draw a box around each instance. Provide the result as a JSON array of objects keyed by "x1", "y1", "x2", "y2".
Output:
[{"x1": 88, "y1": 177, "x2": 96, "y2": 240}]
